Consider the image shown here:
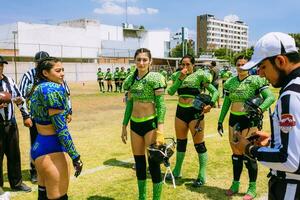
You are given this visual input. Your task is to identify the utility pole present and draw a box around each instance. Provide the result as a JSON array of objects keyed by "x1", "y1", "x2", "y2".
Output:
[
  {"x1": 12, "y1": 31, "x2": 18, "y2": 83},
  {"x1": 125, "y1": 0, "x2": 128, "y2": 26}
]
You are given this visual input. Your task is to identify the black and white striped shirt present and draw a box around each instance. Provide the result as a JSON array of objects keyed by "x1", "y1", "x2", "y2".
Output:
[
  {"x1": 252, "y1": 68, "x2": 300, "y2": 181},
  {"x1": 19, "y1": 67, "x2": 72, "y2": 114},
  {"x1": 0, "y1": 75, "x2": 29, "y2": 121}
]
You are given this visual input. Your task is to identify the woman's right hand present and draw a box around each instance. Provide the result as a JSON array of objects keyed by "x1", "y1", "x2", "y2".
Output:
[
  {"x1": 121, "y1": 125, "x2": 128, "y2": 144},
  {"x1": 179, "y1": 68, "x2": 188, "y2": 80},
  {"x1": 73, "y1": 156, "x2": 83, "y2": 178}
]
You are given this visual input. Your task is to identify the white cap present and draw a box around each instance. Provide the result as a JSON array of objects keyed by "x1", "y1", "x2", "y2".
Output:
[{"x1": 241, "y1": 32, "x2": 298, "y2": 70}]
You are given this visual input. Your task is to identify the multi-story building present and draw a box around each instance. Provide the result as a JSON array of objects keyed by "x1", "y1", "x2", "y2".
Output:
[{"x1": 197, "y1": 14, "x2": 248, "y2": 53}]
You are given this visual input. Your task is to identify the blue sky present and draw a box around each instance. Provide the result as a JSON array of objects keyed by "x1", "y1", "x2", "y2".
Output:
[{"x1": 1, "y1": 0, "x2": 299, "y2": 44}]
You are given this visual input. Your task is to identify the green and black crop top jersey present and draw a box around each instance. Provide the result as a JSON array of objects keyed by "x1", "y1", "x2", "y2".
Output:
[
  {"x1": 224, "y1": 75, "x2": 269, "y2": 103},
  {"x1": 123, "y1": 71, "x2": 166, "y2": 102}
]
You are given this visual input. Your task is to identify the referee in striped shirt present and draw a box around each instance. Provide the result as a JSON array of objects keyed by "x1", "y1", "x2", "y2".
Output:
[
  {"x1": 235, "y1": 32, "x2": 300, "y2": 199},
  {"x1": 18, "y1": 51, "x2": 72, "y2": 183},
  {"x1": 0, "y1": 55, "x2": 32, "y2": 193}
]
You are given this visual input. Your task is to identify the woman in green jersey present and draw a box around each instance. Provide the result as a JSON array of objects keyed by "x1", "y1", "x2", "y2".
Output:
[
  {"x1": 218, "y1": 55, "x2": 275, "y2": 200},
  {"x1": 167, "y1": 54, "x2": 219, "y2": 187},
  {"x1": 121, "y1": 48, "x2": 166, "y2": 200}
]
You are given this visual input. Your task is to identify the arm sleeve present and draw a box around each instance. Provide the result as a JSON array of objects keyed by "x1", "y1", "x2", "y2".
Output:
[
  {"x1": 122, "y1": 98, "x2": 133, "y2": 126},
  {"x1": 218, "y1": 95, "x2": 231, "y2": 123},
  {"x1": 50, "y1": 112, "x2": 79, "y2": 160},
  {"x1": 206, "y1": 83, "x2": 219, "y2": 104},
  {"x1": 167, "y1": 77, "x2": 182, "y2": 95},
  {"x1": 218, "y1": 81, "x2": 231, "y2": 123},
  {"x1": 154, "y1": 94, "x2": 166, "y2": 123},
  {"x1": 259, "y1": 88, "x2": 275, "y2": 112}
]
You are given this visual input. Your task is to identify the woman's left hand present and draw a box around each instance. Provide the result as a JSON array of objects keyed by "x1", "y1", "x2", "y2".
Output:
[
  {"x1": 121, "y1": 126, "x2": 128, "y2": 144},
  {"x1": 203, "y1": 105, "x2": 212, "y2": 113}
]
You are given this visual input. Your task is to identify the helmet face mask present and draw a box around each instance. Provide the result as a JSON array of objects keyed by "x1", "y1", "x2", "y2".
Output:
[
  {"x1": 193, "y1": 94, "x2": 212, "y2": 111},
  {"x1": 244, "y1": 97, "x2": 263, "y2": 115},
  {"x1": 147, "y1": 138, "x2": 176, "y2": 166}
]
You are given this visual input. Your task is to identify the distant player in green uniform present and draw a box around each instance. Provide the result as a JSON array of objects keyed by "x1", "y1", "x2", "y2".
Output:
[
  {"x1": 113, "y1": 67, "x2": 120, "y2": 92},
  {"x1": 217, "y1": 55, "x2": 275, "y2": 199},
  {"x1": 220, "y1": 66, "x2": 233, "y2": 97},
  {"x1": 159, "y1": 66, "x2": 168, "y2": 84},
  {"x1": 119, "y1": 67, "x2": 127, "y2": 93},
  {"x1": 97, "y1": 67, "x2": 105, "y2": 92},
  {"x1": 167, "y1": 54, "x2": 219, "y2": 187},
  {"x1": 121, "y1": 48, "x2": 166, "y2": 200},
  {"x1": 105, "y1": 68, "x2": 113, "y2": 92}
]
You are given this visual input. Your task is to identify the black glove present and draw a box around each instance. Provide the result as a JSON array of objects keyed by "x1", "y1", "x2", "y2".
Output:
[
  {"x1": 73, "y1": 156, "x2": 83, "y2": 178},
  {"x1": 217, "y1": 122, "x2": 223, "y2": 137}
]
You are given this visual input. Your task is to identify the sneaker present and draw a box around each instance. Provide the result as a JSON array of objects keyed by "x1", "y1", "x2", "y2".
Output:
[
  {"x1": 243, "y1": 182, "x2": 256, "y2": 200},
  {"x1": 192, "y1": 178, "x2": 204, "y2": 187},
  {"x1": 225, "y1": 181, "x2": 240, "y2": 196},
  {"x1": 12, "y1": 183, "x2": 32, "y2": 192},
  {"x1": 30, "y1": 173, "x2": 37, "y2": 184}
]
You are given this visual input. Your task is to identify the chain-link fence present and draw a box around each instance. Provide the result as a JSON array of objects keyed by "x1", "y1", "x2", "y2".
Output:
[{"x1": 0, "y1": 42, "x2": 136, "y2": 59}]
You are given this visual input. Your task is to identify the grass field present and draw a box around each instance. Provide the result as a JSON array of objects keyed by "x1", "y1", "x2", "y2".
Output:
[{"x1": 4, "y1": 81, "x2": 279, "y2": 200}]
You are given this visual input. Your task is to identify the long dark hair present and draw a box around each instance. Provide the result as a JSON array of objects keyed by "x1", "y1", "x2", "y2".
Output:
[
  {"x1": 180, "y1": 54, "x2": 195, "y2": 65},
  {"x1": 36, "y1": 57, "x2": 61, "y2": 80}
]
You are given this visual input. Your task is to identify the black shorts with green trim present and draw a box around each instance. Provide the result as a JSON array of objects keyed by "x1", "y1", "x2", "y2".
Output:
[
  {"x1": 130, "y1": 117, "x2": 158, "y2": 137},
  {"x1": 229, "y1": 113, "x2": 259, "y2": 130},
  {"x1": 176, "y1": 105, "x2": 204, "y2": 124}
]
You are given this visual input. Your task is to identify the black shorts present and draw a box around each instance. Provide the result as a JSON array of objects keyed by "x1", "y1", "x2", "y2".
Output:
[
  {"x1": 229, "y1": 113, "x2": 259, "y2": 130},
  {"x1": 115, "y1": 78, "x2": 120, "y2": 81},
  {"x1": 176, "y1": 105, "x2": 204, "y2": 124},
  {"x1": 106, "y1": 78, "x2": 111, "y2": 81},
  {"x1": 130, "y1": 117, "x2": 158, "y2": 137},
  {"x1": 120, "y1": 78, "x2": 126, "y2": 81}
]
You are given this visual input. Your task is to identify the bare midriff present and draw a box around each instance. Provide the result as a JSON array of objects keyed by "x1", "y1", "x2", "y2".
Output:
[
  {"x1": 231, "y1": 102, "x2": 245, "y2": 113},
  {"x1": 178, "y1": 96, "x2": 194, "y2": 105},
  {"x1": 36, "y1": 123, "x2": 56, "y2": 136},
  {"x1": 132, "y1": 101, "x2": 155, "y2": 118}
]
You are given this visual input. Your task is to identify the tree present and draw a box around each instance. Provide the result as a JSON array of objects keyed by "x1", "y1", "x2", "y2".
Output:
[
  {"x1": 289, "y1": 33, "x2": 300, "y2": 49},
  {"x1": 170, "y1": 40, "x2": 195, "y2": 57}
]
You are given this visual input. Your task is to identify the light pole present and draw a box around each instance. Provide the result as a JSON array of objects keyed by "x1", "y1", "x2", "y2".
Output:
[{"x1": 12, "y1": 31, "x2": 18, "y2": 83}]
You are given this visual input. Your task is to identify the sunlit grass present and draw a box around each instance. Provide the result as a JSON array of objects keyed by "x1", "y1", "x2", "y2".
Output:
[{"x1": 5, "y1": 82, "x2": 279, "y2": 200}]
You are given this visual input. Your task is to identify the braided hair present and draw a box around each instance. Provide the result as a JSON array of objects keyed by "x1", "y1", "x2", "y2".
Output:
[{"x1": 26, "y1": 57, "x2": 61, "y2": 99}]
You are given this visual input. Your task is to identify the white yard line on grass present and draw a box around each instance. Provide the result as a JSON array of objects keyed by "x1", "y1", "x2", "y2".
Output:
[{"x1": 12, "y1": 134, "x2": 218, "y2": 197}]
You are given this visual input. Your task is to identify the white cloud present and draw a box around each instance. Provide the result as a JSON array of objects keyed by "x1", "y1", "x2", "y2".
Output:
[
  {"x1": 93, "y1": 0, "x2": 158, "y2": 16},
  {"x1": 93, "y1": 2, "x2": 125, "y2": 15},
  {"x1": 224, "y1": 14, "x2": 240, "y2": 23},
  {"x1": 146, "y1": 8, "x2": 158, "y2": 15},
  {"x1": 127, "y1": 6, "x2": 145, "y2": 15}
]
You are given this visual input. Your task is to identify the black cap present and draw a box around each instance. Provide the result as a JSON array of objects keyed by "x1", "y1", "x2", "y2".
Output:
[
  {"x1": 0, "y1": 56, "x2": 8, "y2": 64},
  {"x1": 34, "y1": 51, "x2": 49, "y2": 62}
]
